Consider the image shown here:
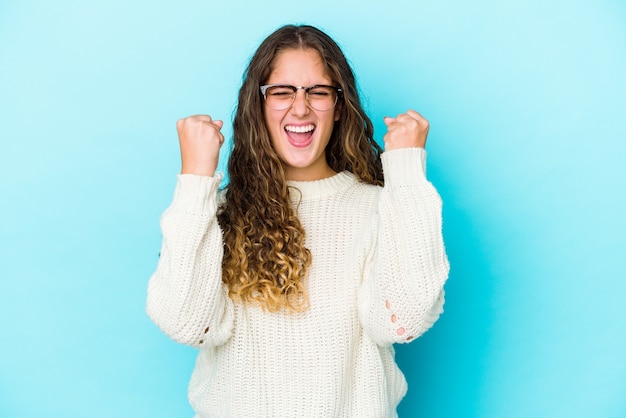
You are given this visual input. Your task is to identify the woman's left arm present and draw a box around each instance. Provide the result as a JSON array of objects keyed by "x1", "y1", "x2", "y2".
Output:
[{"x1": 357, "y1": 111, "x2": 450, "y2": 346}]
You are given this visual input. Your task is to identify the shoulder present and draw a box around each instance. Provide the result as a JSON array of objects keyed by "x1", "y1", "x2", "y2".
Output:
[
  {"x1": 346, "y1": 172, "x2": 382, "y2": 193},
  {"x1": 341, "y1": 172, "x2": 382, "y2": 208}
]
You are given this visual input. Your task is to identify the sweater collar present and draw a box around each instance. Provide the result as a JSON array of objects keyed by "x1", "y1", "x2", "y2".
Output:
[{"x1": 286, "y1": 171, "x2": 355, "y2": 201}]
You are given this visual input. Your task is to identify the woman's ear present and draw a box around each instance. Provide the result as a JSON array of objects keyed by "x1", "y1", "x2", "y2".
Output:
[{"x1": 334, "y1": 100, "x2": 342, "y2": 122}]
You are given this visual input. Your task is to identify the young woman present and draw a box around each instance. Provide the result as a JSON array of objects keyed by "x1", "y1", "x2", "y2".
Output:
[{"x1": 147, "y1": 24, "x2": 449, "y2": 417}]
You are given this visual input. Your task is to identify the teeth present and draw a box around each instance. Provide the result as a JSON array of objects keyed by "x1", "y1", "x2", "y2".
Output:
[{"x1": 285, "y1": 124, "x2": 315, "y2": 133}]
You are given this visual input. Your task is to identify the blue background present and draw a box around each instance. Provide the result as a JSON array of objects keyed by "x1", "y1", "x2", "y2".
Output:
[{"x1": 1, "y1": 0, "x2": 625, "y2": 417}]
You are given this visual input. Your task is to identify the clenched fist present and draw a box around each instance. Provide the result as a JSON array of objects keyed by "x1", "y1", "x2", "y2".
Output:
[
  {"x1": 176, "y1": 115, "x2": 225, "y2": 176},
  {"x1": 383, "y1": 110, "x2": 429, "y2": 151}
]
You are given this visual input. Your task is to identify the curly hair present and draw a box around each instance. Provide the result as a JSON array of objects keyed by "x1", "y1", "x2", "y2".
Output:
[{"x1": 217, "y1": 24, "x2": 384, "y2": 312}]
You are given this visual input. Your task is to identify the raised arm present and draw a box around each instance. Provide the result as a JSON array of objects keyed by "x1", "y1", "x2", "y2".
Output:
[
  {"x1": 358, "y1": 111, "x2": 450, "y2": 346},
  {"x1": 146, "y1": 115, "x2": 234, "y2": 348}
]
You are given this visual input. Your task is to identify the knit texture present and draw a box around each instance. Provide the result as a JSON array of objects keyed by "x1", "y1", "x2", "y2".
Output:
[{"x1": 147, "y1": 147, "x2": 449, "y2": 418}]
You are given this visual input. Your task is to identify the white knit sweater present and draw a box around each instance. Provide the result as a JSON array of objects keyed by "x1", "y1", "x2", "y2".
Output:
[{"x1": 147, "y1": 148, "x2": 449, "y2": 418}]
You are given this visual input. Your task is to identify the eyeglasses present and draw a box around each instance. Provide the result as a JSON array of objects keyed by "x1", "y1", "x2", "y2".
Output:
[{"x1": 260, "y1": 84, "x2": 342, "y2": 111}]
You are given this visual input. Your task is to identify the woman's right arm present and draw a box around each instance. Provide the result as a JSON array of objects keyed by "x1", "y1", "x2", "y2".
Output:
[
  {"x1": 146, "y1": 174, "x2": 234, "y2": 348},
  {"x1": 147, "y1": 115, "x2": 233, "y2": 348}
]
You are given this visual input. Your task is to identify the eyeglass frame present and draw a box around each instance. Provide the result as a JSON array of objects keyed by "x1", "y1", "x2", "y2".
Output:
[{"x1": 259, "y1": 84, "x2": 343, "y2": 111}]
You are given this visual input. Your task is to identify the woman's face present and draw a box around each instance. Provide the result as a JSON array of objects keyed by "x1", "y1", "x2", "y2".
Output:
[{"x1": 263, "y1": 48, "x2": 340, "y2": 181}]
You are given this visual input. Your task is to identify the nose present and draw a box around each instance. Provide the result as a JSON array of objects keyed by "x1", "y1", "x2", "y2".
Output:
[{"x1": 290, "y1": 88, "x2": 310, "y2": 116}]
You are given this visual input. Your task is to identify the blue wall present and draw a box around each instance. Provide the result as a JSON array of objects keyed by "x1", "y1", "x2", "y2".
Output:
[{"x1": 1, "y1": 1, "x2": 625, "y2": 417}]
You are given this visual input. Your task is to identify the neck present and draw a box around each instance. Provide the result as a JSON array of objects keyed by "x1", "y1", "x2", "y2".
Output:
[{"x1": 284, "y1": 163, "x2": 337, "y2": 181}]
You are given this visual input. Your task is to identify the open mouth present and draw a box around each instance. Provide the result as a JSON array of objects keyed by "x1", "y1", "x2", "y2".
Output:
[{"x1": 285, "y1": 124, "x2": 315, "y2": 147}]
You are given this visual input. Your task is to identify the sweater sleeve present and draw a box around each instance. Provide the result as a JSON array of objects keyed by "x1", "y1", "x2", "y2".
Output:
[
  {"x1": 146, "y1": 174, "x2": 234, "y2": 348},
  {"x1": 357, "y1": 147, "x2": 450, "y2": 346}
]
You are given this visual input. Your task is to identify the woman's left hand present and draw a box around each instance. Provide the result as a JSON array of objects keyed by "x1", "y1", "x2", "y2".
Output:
[{"x1": 383, "y1": 110, "x2": 429, "y2": 150}]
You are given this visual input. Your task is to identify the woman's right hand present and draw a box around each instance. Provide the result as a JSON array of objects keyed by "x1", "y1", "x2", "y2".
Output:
[{"x1": 176, "y1": 115, "x2": 225, "y2": 176}]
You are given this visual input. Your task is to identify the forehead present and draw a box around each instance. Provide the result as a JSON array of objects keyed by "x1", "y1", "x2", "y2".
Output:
[{"x1": 267, "y1": 48, "x2": 332, "y2": 84}]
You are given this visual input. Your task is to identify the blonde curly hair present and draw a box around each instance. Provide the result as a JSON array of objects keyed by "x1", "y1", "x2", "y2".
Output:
[{"x1": 217, "y1": 25, "x2": 383, "y2": 312}]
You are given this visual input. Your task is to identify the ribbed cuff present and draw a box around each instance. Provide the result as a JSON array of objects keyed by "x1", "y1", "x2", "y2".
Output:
[
  {"x1": 381, "y1": 148, "x2": 427, "y2": 187},
  {"x1": 168, "y1": 173, "x2": 223, "y2": 214}
]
